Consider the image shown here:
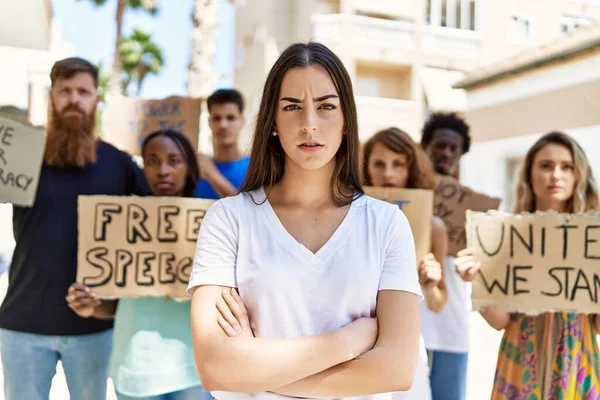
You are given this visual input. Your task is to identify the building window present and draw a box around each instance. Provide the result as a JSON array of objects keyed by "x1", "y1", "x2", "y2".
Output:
[
  {"x1": 508, "y1": 15, "x2": 530, "y2": 43},
  {"x1": 428, "y1": 0, "x2": 478, "y2": 31},
  {"x1": 561, "y1": 14, "x2": 595, "y2": 34}
]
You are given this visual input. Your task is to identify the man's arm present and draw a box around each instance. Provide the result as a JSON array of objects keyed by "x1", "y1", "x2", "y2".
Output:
[
  {"x1": 204, "y1": 170, "x2": 238, "y2": 198},
  {"x1": 271, "y1": 290, "x2": 420, "y2": 398},
  {"x1": 197, "y1": 153, "x2": 238, "y2": 198}
]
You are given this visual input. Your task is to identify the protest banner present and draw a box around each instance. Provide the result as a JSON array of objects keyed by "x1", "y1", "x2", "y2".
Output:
[
  {"x1": 0, "y1": 115, "x2": 46, "y2": 207},
  {"x1": 365, "y1": 186, "x2": 433, "y2": 261},
  {"x1": 77, "y1": 195, "x2": 215, "y2": 299},
  {"x1": 102, "y1": 95, "x2": 201, "y2": 155},
  {"x1": 466, "y1": 210, "x2": 600, "y2": 314},
  {"x1": 434, "y1": 175, "x2": 501, "y2": 256}
]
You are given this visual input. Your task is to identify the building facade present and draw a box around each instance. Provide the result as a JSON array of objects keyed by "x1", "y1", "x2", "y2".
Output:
[
  {"x1": 233, "y1": 0, "x2": 600, "y2": 149},
  {"x1": 455, "y1": 25, "x2": 600, "y2": 211}
]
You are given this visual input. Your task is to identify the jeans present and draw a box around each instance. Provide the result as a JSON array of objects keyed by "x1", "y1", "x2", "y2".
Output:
[
  {"x1": 116, "y1": 385, "x2": 213, "y2": 400},
  {"x1": 0, "y1": 328, "x2": 112, "y2": 400},
  {"x1": 427, "y1": 350, "x2": 468, "y2": 400}
]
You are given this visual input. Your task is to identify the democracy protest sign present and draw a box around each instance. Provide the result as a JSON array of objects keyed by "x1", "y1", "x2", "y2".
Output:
[
  {"x1": 77, "y1": 195, "x2": 215, "y2": 299},
  {"x1": 466, "y1": 210, "x2": 600, "y2": 314},
  {"x1": 434, "y1": 175, "x2": 501, "y2": 256},
  {"x1": 365, "y1": 186, "x2": 433, "y2": 261},
  {"x1": 0, "y1": 115, "x2": 46, "y2": 207},
  {"x1": 102, "y1": 95, "x2": 201, "y2": 155}
]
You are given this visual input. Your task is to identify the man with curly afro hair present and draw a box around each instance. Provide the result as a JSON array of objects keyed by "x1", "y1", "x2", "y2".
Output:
[
  {"x1": 419, "y1": 112, "x2": 473, "y2": 400},
  {"x1": 421, "y1": 112, "x2": 471, "y2": 177}
]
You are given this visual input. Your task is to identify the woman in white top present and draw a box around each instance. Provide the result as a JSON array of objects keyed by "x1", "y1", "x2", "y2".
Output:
[{"x1": 187, "y1": 42, "x2": 422, "y2": 400}]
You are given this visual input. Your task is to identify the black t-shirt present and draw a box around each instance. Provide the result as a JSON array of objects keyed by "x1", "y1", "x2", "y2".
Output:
[{"x1": 0, "y1": 141, "x2": 150, "y2": 335}]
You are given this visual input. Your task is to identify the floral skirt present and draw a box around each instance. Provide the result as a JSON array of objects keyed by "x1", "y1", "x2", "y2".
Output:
[{"x1": 491, "y1": 312, "x2": 600, "y2": 400}]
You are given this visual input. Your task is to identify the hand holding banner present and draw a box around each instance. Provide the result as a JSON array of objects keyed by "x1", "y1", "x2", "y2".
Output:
[
  {"x1": 0, "y1": 115, "x2": 46, "y2": 207},
  {"x1": 77, "y1": 195, "x2": 215, "y2": 299},
  {"x1": 466, "y1": 210, "x2": 600, "y2": 314}
]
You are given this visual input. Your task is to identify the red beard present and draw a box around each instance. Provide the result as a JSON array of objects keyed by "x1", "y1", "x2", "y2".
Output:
[{"x1": 44, "y1": 104, "x2": 98, "y2": 168}]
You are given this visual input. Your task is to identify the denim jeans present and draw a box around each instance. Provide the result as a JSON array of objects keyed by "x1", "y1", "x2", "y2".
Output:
[
  {"x1": 116, "y1": 385, "x2": 213, "y2": 400},
  {"x1": 0, "y1": 328, "x2": 112, "y2": 400},
  {"x1": 427, "y1": 350, "x2": 468, "y2": 400}
]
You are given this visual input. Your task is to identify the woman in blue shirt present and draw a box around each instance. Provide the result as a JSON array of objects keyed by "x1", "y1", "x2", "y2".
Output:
[{"x1": 66, "y1": 129, "x2": 211, "y2": 400}]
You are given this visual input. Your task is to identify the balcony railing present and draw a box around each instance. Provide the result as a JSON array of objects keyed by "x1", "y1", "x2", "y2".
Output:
[
  {"x1": 312, "y1": 14, "x2": 481, "y2": 60},
  {"x1": 312, "y1": 14, "x2": 416, "y2": 49},
  {"x1": 422, "y1": 25, "x2": 481, "y2": 58}
]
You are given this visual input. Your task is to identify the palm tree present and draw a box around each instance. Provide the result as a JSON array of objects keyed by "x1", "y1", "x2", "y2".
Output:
[
  {"x1": 120, "y1": 29, "x2": 164, "y2": 95},
  {"x1": 78, "y1": 0, "x2": 158, "y2": 94}
]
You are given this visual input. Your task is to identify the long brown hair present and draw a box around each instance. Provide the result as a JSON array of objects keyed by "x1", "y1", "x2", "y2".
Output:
[
  {"x1": 240, "y1": 42, "x2": 363, "y2": 206},
  {"x1": 362, "y1": 127, "x2": 436, "y2": 190},
  {"x1": 514, "y1": 131, "x2": 599, "y2": 213}
]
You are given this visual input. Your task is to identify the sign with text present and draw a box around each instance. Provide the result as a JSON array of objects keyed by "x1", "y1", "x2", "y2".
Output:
[
  {"x1": 0, "y1": 115, "x2": 46, "y2": 207},
  {"x1": 466, "y1": 211, "x2": 600, "y2": 314},
  {"x1": 103, "y1": 95, "x2": 201, "y2": 155},
  {"x1": 365, "y1": 186, "x2": 433, "y2": 261},
  {"x1": 77, "y1": 195, "x2": 215, "y2": 298},
  {"x1": 434, "y1": 175, "x2": 501, "y2": 256}
]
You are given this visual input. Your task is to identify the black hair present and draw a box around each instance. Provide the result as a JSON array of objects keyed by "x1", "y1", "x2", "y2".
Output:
[
  {"x1": 51, "y1": 57, "x2": 99, "y2": 87},
  {"x1": 141, "y1": 129, "x2": 200, "y2": 198},
  {"x1": 207, "y1": 89, "x2": 245, "y2": 114},
  {"x1": 421, "y1": 112, "x2": 471, "y2": 154}
]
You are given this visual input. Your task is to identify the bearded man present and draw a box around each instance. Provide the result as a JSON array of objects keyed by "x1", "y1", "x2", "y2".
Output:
[{"x1": 0, "y1": 58, "x2": 149, "y2": 400}]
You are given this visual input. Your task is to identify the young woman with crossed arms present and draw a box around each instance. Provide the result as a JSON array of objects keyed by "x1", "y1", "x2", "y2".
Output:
[{"x1": 187, "y1": 42, "x2": 422, "y2": 400}]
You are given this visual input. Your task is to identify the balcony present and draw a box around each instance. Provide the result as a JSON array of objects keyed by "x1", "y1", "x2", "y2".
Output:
[
  {"x1": 313, "y1": 14, "x2": 416, "y2": 49},
  {"x1": 355, "y1": 0, "x2": 419, "y2": 20},
  {"x1": 312, "y1": 14, "x2": 481, "y2": 63},
  {"x1": 355, "y1": 96, "x2": 418, "y2": 140},
  {"x1": 422, "y1": 25, "x2": 481, "y2": 59}
]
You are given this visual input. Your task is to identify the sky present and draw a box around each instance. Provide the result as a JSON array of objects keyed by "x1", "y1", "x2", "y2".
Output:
[{"x1": 51, "y1": 0, "x2": 236, "y2": 99}]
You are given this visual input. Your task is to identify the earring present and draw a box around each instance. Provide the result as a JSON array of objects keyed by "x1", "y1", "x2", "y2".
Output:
[{"x1": 272, "y1": 131, "x2": 278, "y2": 136}]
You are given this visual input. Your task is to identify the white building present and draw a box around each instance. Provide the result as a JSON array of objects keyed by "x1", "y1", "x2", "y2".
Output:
[
  {"x1": 455, "y1": 25, "x2": 600, "y2": 210},
  {"x1": 233, "y1": 0, "x2": 600, "y2": 149}
]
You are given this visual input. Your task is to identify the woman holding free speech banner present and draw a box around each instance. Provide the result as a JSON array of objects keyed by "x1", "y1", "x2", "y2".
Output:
[
  {"x1": 455, "y1": 131, "x2": 600, "y2": 399},
  {"x1": 67, "y1": 129, "x2": 212, "y2": 400},
  {"x1": 187, "y1": 42, "x2": 422, "y2": 399}
]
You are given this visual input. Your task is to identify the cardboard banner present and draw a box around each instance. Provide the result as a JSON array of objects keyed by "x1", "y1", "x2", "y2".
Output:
[
  {"x1": 434, "y1": 175, "x2": 501, "y2": 256},
  {"x1": 77, "y1": 195, "x2": 215, "y2": 299},
  {"x1": 103, "y1": 95, "x2": 201, "y2": 155},
  {"x1": 466, "y1": 211, "x2": 600, "y2": 314},
  {"x1": 365, "y1": 186, "x2": 433, "y2": 261},
  {"x1": 0, "y1": 115, "x2": 46, "y2": 207}
]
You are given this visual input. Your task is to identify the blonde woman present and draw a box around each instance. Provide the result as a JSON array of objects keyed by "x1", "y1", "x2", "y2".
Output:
[{"x1": 455, "y1": 131, "x2": 600, "y2": 399}]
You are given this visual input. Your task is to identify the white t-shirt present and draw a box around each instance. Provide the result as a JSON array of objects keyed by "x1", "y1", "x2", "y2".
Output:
[
  {"x1": 419, "y1": 256, "x2": 471, "y2": 353},
  {"x1": 187, "y1": 188, "x2": 423, "y2": 400}
]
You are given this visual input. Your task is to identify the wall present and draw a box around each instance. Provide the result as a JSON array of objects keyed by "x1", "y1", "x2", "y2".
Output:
[{"x1": 355, "y1": 63, "x2": 412, "y2": 99}]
